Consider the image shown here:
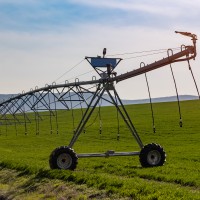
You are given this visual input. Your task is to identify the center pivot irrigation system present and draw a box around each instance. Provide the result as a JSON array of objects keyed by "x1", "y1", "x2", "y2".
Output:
[{"x1": 0, "y1": 31, "x2": 198, "y2": 170}]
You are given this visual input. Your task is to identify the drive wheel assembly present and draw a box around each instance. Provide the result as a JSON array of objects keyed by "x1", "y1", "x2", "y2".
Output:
[
  {"x1": 49, "y1": 146, "x2": 78, "y2": 170},
  {"x1": 139, "y1": 143, "x2": 166, "y2": 167}
]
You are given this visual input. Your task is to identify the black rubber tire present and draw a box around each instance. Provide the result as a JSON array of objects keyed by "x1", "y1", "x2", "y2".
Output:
[
  {"x1": 49, "y1": 146, "x2": 78, "y2": 170},
  {"x1": 139, "y1": 143, "x2": 166, "y2": 167}
]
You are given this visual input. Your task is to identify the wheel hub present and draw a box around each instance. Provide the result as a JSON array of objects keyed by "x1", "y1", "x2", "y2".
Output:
[
  {"x1": 147, "y1": 150, "x2": 161, "y2": 166},
  {"x1": 57, "y1": 153, "x2": 72, "y2": 169}
]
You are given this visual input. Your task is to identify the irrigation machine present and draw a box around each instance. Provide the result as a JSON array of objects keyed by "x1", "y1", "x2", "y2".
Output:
[{"x1": 0, "y1": 31, "x2": 198, "y2": 170}]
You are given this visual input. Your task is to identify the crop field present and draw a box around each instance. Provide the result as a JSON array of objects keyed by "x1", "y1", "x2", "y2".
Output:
[{"x1": 0, "y1": 100, "x2": 200, "y2": 199}]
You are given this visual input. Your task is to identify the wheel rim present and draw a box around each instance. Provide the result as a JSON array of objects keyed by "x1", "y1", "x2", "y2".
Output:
[
  {"x1": 57, "y1": 153, "x2": 72, "y2": 169},
  {"x1": 147, "y1": 150, "x2": 161, "y2": 166}
]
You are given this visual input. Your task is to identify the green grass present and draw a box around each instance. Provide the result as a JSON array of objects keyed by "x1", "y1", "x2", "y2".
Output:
[
  {"x1": 0, "y1": 168, "x2": 119, "y2": 200},
  {"x1": 0, "y1": 100, "x2": 200, "y2": 199}
]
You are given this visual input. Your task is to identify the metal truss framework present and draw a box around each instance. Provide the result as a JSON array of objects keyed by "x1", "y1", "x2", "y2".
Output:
[{"x1": 0, "y1": 31, "x2": 198, "y2": 160}]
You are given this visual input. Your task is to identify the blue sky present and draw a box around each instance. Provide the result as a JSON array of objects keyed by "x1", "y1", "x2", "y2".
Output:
[
  {"x1": 0, "y1": 0, "x2": 200, "y2": 99},
  {"x1": 1, "y1": 0, "x2": 199, "y2": 31}
]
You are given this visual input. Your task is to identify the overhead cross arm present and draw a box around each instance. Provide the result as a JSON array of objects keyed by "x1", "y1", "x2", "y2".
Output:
[{"x1": 111, "y1": 32, "x2": 197, "y2": 83}]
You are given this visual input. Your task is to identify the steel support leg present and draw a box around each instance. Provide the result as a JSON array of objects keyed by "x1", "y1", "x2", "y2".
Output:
[
  {"x1": 68, "y1": 85, "x2": 105, "y2": 148},
  {"x1": 106, "y1": 87, "x2": 144, "y2": 149}
]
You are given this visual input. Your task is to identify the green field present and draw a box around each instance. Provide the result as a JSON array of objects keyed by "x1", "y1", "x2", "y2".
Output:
[{"x1": 0, "y1": 100, "x2": 200, "y2": 199}]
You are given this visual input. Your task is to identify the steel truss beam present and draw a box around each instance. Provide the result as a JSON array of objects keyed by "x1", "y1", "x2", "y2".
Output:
[{"x1": 0, "y1": 84, "x2": 116, "y2": 126}]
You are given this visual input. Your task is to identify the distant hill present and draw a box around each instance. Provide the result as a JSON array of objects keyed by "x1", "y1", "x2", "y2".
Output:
[
  {"x1": 0, "y1": 94, "x2": 14, "y2": 100},
  {"x1": 122, "y1": 95, "x2": 199, "y2": 105},
  {"x1": 0, "y1": 93, "x2": 198, "y2": 109}
]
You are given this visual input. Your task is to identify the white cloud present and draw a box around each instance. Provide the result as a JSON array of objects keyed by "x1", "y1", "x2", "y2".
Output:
[{"x1": 66, "y1": 0, "x2": 200, "y2": 17}]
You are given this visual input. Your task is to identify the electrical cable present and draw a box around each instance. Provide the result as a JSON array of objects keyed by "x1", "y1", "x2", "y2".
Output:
[
  {"x1": 123, "y1": 50, "x2": 171, "y2": 60},
  {"x1": 54, "y1": 59, "x2": 85, "y2": 83},
  {"x1": 107, "y1": 47, "x2": 180, "y2": 57},
  {"x1": 57, "y1": 69, "x2": 94, "y2": 84},
  {"x1": 65, "y1": 70, "x2": 94, "y2": 82},
  {"x1": 54, "y1": 47, "x2": 181, "y2": 84},
  {"x1": 59, "y1": 49, "x2": 179, "y2": 84}
]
